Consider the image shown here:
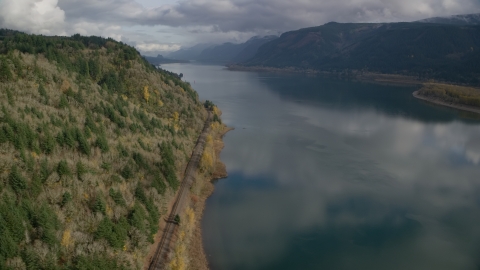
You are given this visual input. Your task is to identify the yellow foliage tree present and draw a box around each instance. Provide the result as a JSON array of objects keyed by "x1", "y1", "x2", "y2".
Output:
[
  {"x1": 143, "y1": 85, "x2": 150, "y2": 103},
  {"x1": 200, "y1": 151, "x2": 213, "y2": 171},
  {"x1": 213, "y1": 106, "x2": 220, "y2": 116},
  {"x1": 61, "y1": 229, "x2": 73, "y2": 247},
  {"x1": 173, "y1": 111, "x2": 179, "y2": 122},
  {"x1": 186, "y1": 207, "x2": 195, "y2": 227}
]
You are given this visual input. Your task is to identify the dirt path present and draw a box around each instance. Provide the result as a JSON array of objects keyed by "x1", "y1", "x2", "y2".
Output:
[{"x1": 148, "y1": 111, "x2": 213, "y2": 270}]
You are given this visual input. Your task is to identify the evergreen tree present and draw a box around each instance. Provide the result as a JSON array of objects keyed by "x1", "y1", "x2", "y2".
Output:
[{"x1": 0, "y1": 59, "x2": 13, "y2": 81}]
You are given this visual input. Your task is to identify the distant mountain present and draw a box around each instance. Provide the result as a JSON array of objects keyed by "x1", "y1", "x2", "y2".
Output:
[
  {"x1": 241, "y1": 21, "x2": 480, "y2": 85},
  {"x1": 166, "y1": 35, "x2": 278, "y2": 64},
  {"x1": 196, "y1": 35, "x2": 278, "y2": 64},
  {"x1": 166, "y1": 43, "x2": 213, "y2": 61},
  {"x1": 417, "y1": 13, "x2": 480, "y2": 25},
  {"x1": 231, "y1": 35, "x2": 278, "y2": 63},
  {"x1": 143, "y1": 54, "x2": 188, "y2": 65},
  {"x1": 196, "y1": 42, "x2": 245, "y2": 63}
]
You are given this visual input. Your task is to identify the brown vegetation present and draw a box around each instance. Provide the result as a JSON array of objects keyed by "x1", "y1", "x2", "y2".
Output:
[
  {"x1": 164, "y1": 107, "x2": 231, "y2": 270},
  {"x1": 417, "y1": 83, "x2": 480, "y2": 108},
  {"x1": 0, "y1": 33, "x2": 207, "y2": 269}
]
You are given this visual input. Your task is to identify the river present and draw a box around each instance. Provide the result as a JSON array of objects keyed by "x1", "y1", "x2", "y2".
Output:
[{"x1": 162, "y1": 63, "x2": 480, "y2": 270}]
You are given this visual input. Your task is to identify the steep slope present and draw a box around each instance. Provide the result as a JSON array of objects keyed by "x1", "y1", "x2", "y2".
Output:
[
  {"x1": 0, "y1": 30, "x2": 217, "y2": 269},
  {"x1": 197, "y1": 36, "x2": 278, "y2": 64},
  {"x1": 243, "y1": 22, "x2": 480, "y2": 84},
  {"x1": 231, "y1": 35, "x2": 278, "y2": 63},
  {"x1": 166, "y1": 44, "x2": 213, "y2": 61},
  {"x1": 245, "y1": 23, "x2": 384, "y2": 68},
  {"x1": 196, "y1": 42, "x2": 245, "y2": 63}
]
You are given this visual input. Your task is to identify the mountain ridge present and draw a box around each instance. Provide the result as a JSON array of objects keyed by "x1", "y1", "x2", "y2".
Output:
[
  {"x1": 240, "y1": 21, "x2": 480, "y2": 85},
  {"x1": 417, "y1": 13, "x2": 480, "y2": 25},
  {"x1": 166, "y1": 35, "x2": 278, "y2": 64}
]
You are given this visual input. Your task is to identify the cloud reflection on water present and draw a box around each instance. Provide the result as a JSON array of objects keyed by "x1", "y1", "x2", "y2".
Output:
[
  {"x1": 161, "y1": 64, "x2": 480, "y2": 270},
  {"x1": 206, "y1": 80, "x2": 480, "y2": 270}
]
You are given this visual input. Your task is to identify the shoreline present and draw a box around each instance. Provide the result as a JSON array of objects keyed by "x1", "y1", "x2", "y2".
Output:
[
  {"x1": 230, "y1": 65, "x2": 480, "y2": 116},
  {"x1": 188, "y1": 126, "x2": 234, "y2": 270},
  {"x1": 144, "y1": 111, "x2": 214, "y2": 270},
  {"x1": 227, "y1": 65, "x2": 423, "y2": 86},
  {"x1": 413, "y1": 90, "x2": 480, "y2": 115}
]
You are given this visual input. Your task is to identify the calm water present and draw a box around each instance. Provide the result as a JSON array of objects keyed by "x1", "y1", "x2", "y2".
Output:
[{"x1": 162, "y1": 64, "x2": 480, "y2": 270}]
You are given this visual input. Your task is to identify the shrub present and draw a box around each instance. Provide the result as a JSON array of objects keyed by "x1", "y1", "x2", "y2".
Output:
[
  {"x1": 39, "y1": 159, "x2": 51, "y2": 183},
  {"x1": 40, "y1": 129, "x2": 56, "y2": 154},
  {"x1": 74, "y1": 89, "x2": 85, "y2": 104},
  {"x1": 76, "y1": 161, "x2": 88, "y2": 181},
  {"x1": 128, "y1": 203, "x2": 146, "y2": 235},
  {"x1": 91, "y1": 195, "x2": 106, "y2": 214},
  {"x1": 100, "y1": 162, "x2": 111, "y2": 171},
  {"x1": 0, "y1": 58, "x2": 13, "y2": 81},
  {"x1": 75, "y1": 128, "x2": 90, "y2": 156},
  {"x1": 120, "y1": 165, "x2": 133, "y2": 179},
  {"x1": 174, "y1": 214, "x2": 180, "y2": 224},
  {"x1": 110, "y1": 175, "x2": 122, "y2": 183},
  {"x1": 57, "y1": 160, "x2": 71, "y2": 178},
  {"x1": 137, "y1": 138, "x2": 150, "y2": 151},
  {"x1": 213, "y1": 113, "x2": 221, "y2": 123},
  {"x1": 33, "y1": 204, "x2": 60, "y2": 247},
  {"x1": 84, "y1": 111, "x2": 98, "y2": 134},
  {"x1": 95, "y1": 216, "x2": 129, "y2": 249},
  {"x1": 109, "y1": 188, "x2": 126, "y2": 206},
  {"x1": 2, "y1": 125, "x2": 14, "y2": 143},
  {"x1": 0, "y1": 200, "x2": 23, "y2": 259},
  {"x1": 0, "y1": 126, "x2": 7, "y2": 144},
  {"x1": 116, "y1": 143, "x2": 129, "y2": 157},
  {"x1": 6, "y1": 88, "x2": 14, "y2": 106},
  {"x1": 61, "y1": 192, "x2": 72, "y2": 207},
  {"x1": 159, "y1": 142, "x2": 179, "y2": 190},
  {"x1": 95, "y1": 133, "x2": 109, "y2": 153},
  {"x1": 133, "y1": 152, "x2": 149, "y2": 170},
  {"x1": 8, "y1": 165, "x2": 27, "y2": 193},
  {"x1": 134, "y1": 186, "x2": 159, "y2": 237},
  {"x1": 57, "y1": 127, "x2": 76, "y2": 149},
  {"x1": 38, "y1": 84, "x2": 49, "y2": 104},
  {"x1": 59, "y1": 94, "x2": 69, "y2": 109},
  {"x1": 152, "y1": 171, "x2": 166, "y2": 195}
]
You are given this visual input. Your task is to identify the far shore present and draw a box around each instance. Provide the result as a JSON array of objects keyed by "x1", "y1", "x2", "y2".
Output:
[
  {"x1": 227, "y1": 65, "x2": 423, "y2": 86},
  {"x1": 229, "y1": 65, "x2": 480, "y2": 115},
  {"x1": 413, "y1": 90, "x2": 480, "y2": 115}
]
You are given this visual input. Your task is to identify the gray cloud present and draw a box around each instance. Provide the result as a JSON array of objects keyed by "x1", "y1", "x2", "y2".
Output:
[
  {"x1": 139, "y1": 0, "x2": 480, "y2": 32},
  {"x1": 1, "y1": 0, "x2": 480, "y2": 52}
]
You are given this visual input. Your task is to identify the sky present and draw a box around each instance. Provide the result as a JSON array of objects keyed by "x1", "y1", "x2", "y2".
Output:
[{"x1": 0, "y1": 0, "x2": 479, "y2": 56}]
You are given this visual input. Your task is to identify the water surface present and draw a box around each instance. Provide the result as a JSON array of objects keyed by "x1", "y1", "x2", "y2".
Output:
[{"x1": 162, "y1": 64, "x2": 480, "y2": 270}]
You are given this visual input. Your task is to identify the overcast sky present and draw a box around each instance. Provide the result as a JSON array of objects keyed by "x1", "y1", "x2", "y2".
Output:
[{"x1": 0, "y1": 0, "x2": 480, "y2": 56}]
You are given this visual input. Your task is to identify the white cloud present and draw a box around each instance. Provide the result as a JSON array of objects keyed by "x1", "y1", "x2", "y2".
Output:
[
  {"x1": 70, "y1": 21, "x2": 123, "y2": 40},
  {"x1": 136, "y1": 42, "x2": 181, "y2": 52},
  {"x1": 0, "y1": 0, "x2": 66, "y2": 35}
]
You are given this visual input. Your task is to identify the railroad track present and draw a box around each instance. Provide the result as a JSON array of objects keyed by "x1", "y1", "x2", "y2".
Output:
[{"x1": 149, "y1": 111, "x2": 213, "y2": 270}]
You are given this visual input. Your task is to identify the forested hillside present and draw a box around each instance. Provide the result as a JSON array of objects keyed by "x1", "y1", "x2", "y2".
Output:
[
  {"x1": 0, "y1": 30, "x2": 212, "y2": 269},
  {"x1": 242, "y1": 22, "x2": 480, "y2": 85}
]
